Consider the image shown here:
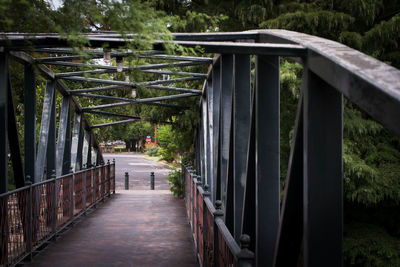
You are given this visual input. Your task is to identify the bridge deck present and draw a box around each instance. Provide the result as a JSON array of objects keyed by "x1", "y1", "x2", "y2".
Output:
[{"x1": 27, "y1": 190, "x2": 197, "y2": 267}]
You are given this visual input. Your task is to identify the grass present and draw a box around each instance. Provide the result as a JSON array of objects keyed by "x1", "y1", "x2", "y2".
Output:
[{"x1": 143, "y1": 155, "x2": 181, "y2": 170}]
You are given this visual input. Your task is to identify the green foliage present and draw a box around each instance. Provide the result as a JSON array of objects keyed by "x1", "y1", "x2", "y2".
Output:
[
  {"x1": 167, "y1": 169, "x2": 184, "y2": 197},
  {"x1": 146, "y1": 145, "x2": 159, "y2": 157},
  {"x1": 344, "y1": 222, "x2": 400, "y2": 266},
  {"x1": 261, "y1": 10, "x2": 355, "y2": 40}
]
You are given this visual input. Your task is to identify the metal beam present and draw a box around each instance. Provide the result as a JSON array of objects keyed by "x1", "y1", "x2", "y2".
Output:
[
  {"x1": 82, "y1": 130, "x2": 90, "y2": 167},
  {"x1": 0, "y1": 52, "x2": 7, "y2": 193},
  {"x1": 232, "y1": 54, "x2": 251, "y2": 242},
  {"x1": 170, "y1": 40, "x2": 307, "y2": 56},
  {"x1": 24, "y1": 64, "x2": 36, "y2": 183},
  {"x1": 81, "y1": 100, "x2": 187, "y2": 110},
  {"x1": 91, "y1": 119, "x2": 139, "y2": 128},
  {"x1": 35, "y1": 80, "x2": 56, "y2": 182},
  {"x1": 219, "y1": 54, "x2": 234, "y2": 207},
  {"x1": 73, "y1": 92, "x2": 198, "y2": 103},
  {"x1": 303, "y1": 67, "x2": 343, "y2": 267},
  {"x1": 70, "y1": 112, "x2": 82, "y2": 172},
  {"x1": 56, "y1": 96, "x2": 71, "y2": 177},
  {"x1": 47, "y1": 60, "x2": 208, "y2": 71},
  {"x1": 274, "y1": 95, "x2": 304, "y2": 267},
  {"x1": 83, "y1": 110, "x2": 141, "y2": 120},
  {"x1": 255, "y1": 55, "x2": 280, "y2": 267},
  {"x1": 145, "y1": 85, "x2": 201, "y2": 94},
  {"x1": 46, "y1": 83, "x2": 57, "y2": 179},
  {"x1": 141, "y1": 69, "x2": 207, "y2": 78},
  {"x1": 60, "y1": 75, "x2": 203, "y2": 87},
  {"x1": 7, "y1": 73, "x2": 25, "y2": 187}
]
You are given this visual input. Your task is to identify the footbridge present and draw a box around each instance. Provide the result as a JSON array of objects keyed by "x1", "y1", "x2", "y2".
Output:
[{"x1": 0, "y1": 30, "x2": 399, "y2": 267}]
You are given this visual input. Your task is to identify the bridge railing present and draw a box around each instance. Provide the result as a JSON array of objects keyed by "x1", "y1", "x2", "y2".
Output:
[
  {"x1": 0, "y1": 161, "x2": 115, "y2": 266},
  {"x1": 183, "y1": 163, "x2": 254, "y2": 267}
]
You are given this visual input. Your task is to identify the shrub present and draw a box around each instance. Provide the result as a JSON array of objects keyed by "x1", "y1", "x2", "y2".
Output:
[
  {"x1": 146, "y1": 145, "x2": 159, "y2": 157},
  {"x1": 167, "y1": 169, "x2": 184, "y2": 198},
  {"x1": 159, "y1": 147, "x2": 175, "y2": 162}
]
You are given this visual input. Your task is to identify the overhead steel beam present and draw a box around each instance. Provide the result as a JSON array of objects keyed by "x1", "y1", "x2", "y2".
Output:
[
  {"x1": 145, "y1": 85, "x2": 201, "y2": 94},
  {"x1": 60, "y1": 75, "x2": 202, "y2": 85},
  {"x1": 35, "y1": 80, "x2": 56, "y2": 182},
  {"x1": 141, "y1": 69, "x2": 207, "y2": 78},
  {"x1": 32, "y1": 47, "x2": 162, "y2": 56},
  {"x1": 46, "y1": 60, "x2": 208, "y2": 71},
  {"x1": 83, "y1": 110, "x2": 141, "y2": 120},
  {"x1": 81, "y1": 100, "x2": 187, "y2": 110},
  {"x1": 167, "y1": 40, "x2": 307, "y2": 57},
  {"x1": 66, "y1": 77, "x2": 203, "y2": 91},
  {"x1": 138, "y1": 54, "x2": 212, "y2": 62},
  {"x1": 73, "y1": 92, "x2": 198, "y2": 103},
  {"x1": 91, "y1": 119, "x2": 139, "y2": 128}
]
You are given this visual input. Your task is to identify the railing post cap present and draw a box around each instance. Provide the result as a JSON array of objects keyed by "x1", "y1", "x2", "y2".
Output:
[
  {"x1": 70, "y1": 167, "x2": 74, "y2": 173},
  {"x1": 237, "y1": 234, "x2": 255, "y2": 261},
  {"x1": 213, "y1": 200, "x2": 224, "y2": 216},
  {"x1": 125, "y1": 172, "x2": 129, "y2": 175},
  {"x1": 25, "y1": 175, "x2": 32, "y2": 186},
  {"x1": 51, "y1": 169, "x2": 56, "y2": 179},
  {"x1": 107, "y1": 159, "x2": 110, "y2": 164},
  {"x1": 151, "y1": 172, "x2": 154, "y2": 175}
]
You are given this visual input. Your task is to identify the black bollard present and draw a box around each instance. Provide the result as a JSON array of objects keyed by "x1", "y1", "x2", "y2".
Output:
[
  {"x1": 150, "y1": 172, "x2": 155, "y2": 190},
  {"x1": 125, "y1": 172, "x2": 129, "y2": 190}
]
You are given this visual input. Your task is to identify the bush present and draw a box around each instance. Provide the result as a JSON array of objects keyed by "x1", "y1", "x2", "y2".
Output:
[
  {"x1": 167, "y1": 169, "x2": 184, "y2": 198},
  {"x1": 159, "y1": 147, "x2": 175, "y2": 162},
  {"x1": 146, "y1": 145, "x2": 159, "y2": 157}
]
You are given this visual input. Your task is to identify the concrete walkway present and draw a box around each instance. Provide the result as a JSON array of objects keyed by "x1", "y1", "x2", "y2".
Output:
[{"x1": 27, "y1": 191, "x2": 197, "y2": 267}]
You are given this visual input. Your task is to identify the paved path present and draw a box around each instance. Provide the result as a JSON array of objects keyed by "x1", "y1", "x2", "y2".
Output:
[
  {"x1": 27, "y1": 155, "x2": 196, "y2": 267},
  {"x1": 103, "y1": 153, "x2": 171, "y2": 190},
  {"x1": 28, "y1": 191, "x2": 197, "y2": 267}
]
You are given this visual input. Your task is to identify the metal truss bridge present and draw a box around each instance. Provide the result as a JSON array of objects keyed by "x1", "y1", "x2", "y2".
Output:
[{"x1": 0, "y1": 30, "x2": 399, "y2": 267}]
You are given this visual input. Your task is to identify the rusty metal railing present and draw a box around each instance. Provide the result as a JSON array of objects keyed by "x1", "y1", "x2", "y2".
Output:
[
  {"x1": 183, "y1": 163, "x2": 254, "y2": 267},
  {"x1": 0, "y1": 161, "x2": 115, "y2": 266}
]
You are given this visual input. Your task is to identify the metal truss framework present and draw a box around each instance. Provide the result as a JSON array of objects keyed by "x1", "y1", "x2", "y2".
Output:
[{"x1": 0, "y1": 30, "x2": 399, "y2": 267}]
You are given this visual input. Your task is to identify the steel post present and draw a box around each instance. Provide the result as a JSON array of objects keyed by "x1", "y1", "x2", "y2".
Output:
[
  {"x1": 125, "y1": 172, "x2": 129, "y2": 190},
  {"x1": 150, "y1": 172, "x2": 155, "y2": 190}
]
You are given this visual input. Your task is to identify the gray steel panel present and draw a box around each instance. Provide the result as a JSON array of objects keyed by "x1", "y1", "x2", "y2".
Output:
[
  {"x1": 70, "y1": 112, "x2": 82, "y2": 172},
  {"x1": 56, "y1": 96, "x2": 71, "y2": 177},
  {"x1": 7, "y1": 71, "x2": 25, "y2": 187},
  {"x1": 303, "y1": 68, "x2": 343, "y2": 267},
  {"x1": 24, "y1": 64, "x2": 36, "y2": 183},
  {"x1": 232, "y1": 54, "x2": 251, "y2": 242},
  {"x1": 219, "y1": 55, "x2": 234, "y2": 206},
  {"x1": 35, "y1": 80, "x2": 56, "y2": 183},
  {"x1": 46, "y1": 85, "x2": 56, "y2": 179},
  {"x1": 82, "y1": 130, "x2": 90, "y2": 167},
  {"x1": 0, "y1": 52, "x2": 7, "y2": 193},
  {"x1": 255, "y1": 55, "x2": 280, "y2": 267}
]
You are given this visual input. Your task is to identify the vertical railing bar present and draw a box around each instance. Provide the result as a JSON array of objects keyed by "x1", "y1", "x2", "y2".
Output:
[{"x1": 83, "y1": 165, "x2": 87, "y2": 214}]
